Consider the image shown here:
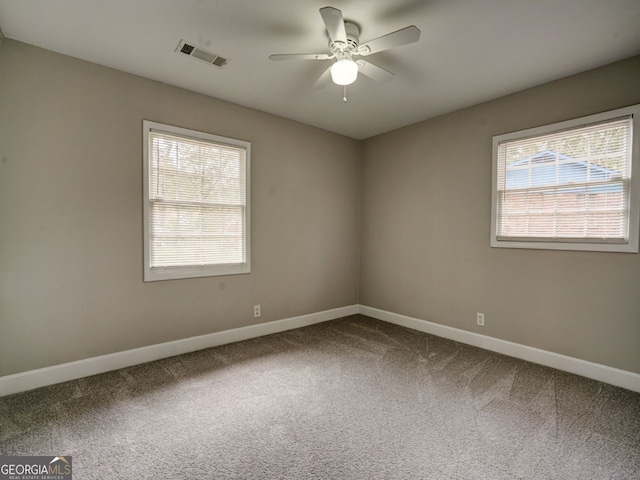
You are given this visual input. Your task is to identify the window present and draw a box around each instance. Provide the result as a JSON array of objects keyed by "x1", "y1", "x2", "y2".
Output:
[
  {"x1": 143, "y1": 121, "x2": 250, "y2": 281},
  {"x1": 491, "y1": 105, "x2": 640, "y2": 253}
]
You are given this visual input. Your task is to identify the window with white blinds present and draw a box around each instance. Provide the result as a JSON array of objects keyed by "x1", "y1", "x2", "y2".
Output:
[
  {"x1": 491, "y1": 105, "x2": 640, "y2": 253},
  {"x1": 143, "y1": 121, "x2": 250, "y2": 281}
]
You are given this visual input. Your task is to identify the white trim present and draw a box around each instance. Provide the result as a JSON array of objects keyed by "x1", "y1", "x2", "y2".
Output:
[
  {"x1": 490, "y1": 104, "x2": 640, "y2": 253},
  {"x1": 142, "y1": 120, "x2": 252, "y2": 282},
  {"x1": 0, "y1": 305, "x2": 358, "y2": 397},
  {"x1": 358, "y1": 305, "x2": 640, "y2": 393},
  {"x1": 3, "y1": 303, "x2": 638, "y2": 397}
]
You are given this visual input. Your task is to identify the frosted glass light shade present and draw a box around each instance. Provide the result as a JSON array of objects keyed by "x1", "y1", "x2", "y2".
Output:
[{"x1": 330, "y1": 58, "x2": 358, "y2": 85}]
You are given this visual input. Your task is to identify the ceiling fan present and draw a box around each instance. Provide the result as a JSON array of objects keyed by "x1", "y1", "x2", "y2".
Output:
[{"x1": 269, "y1": 6, "x2": 421, "y2": 89}]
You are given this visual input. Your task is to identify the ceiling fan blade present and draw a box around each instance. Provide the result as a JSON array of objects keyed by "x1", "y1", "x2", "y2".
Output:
[
  {"x1": 357, "y1": 60, "x2": 394, "y2": 82},
  {"x1": 357, "y1": 25, "x2": 421, "y2": 56},
  {"x1": 269, "y1": 53, "x2": 332, "y2": 61},
  {"x1": 313, "y1": 65, "x2": 333, "y2": 90},
  {"x1": 319, "y1": 6, "x2": 347, "y2": 45}
]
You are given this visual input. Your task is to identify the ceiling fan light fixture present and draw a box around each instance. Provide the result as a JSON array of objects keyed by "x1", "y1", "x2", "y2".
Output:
[
  {"x1": 268, "y1": 6, "x2": 421, "y2": 90},
  {"x1": 330, "y1": 57, "x2": 358, "y2": 85}
]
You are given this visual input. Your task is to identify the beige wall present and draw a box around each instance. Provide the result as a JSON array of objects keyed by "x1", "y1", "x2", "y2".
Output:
[
  {"x1": 0, "y1": 40, "x2": 360, "y2": 376},
  {"x1": 1, "y1": 38, "x2": 639, "y2": 379},
  {"x1": 360, "y1": 55, "x2": 640, "y2": 374}
]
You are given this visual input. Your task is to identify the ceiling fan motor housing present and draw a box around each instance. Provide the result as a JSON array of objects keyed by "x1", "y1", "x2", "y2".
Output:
[{"x1": 330, "y1": 21, "x2": 360, "y2": 54}]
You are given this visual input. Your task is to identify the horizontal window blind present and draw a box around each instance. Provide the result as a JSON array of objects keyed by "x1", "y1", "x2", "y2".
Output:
[
  {"x1": 495, "y1": 117, "x2": 632, "y2": 243},
  {"x1": 148, "y1": 129, "x2": 247, "y2": 268}
]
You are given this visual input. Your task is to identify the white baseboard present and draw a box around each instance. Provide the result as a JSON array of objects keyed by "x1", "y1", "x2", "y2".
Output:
[
  {"x1": 0, "y1": 305, "x2": 359, "y2": 397},
  {"x1": 3, "y1": 303, "x2": 638, "y2": 397},
  {"x1": 359, "y1": 305, "x2": 640, "y2": 393}
]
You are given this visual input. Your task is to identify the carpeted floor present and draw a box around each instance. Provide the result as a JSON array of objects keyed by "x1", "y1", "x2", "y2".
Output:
[{"x1": 1, "y1": 314, "x2": 639, "y2": 479}]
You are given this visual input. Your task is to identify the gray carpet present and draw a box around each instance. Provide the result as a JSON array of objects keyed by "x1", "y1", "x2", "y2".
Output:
[{"x1": 1, "y1": 314, "x2": 639, "y2": 479}]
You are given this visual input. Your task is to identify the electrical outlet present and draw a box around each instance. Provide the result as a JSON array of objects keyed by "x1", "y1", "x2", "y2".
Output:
[
  {"x1": 476, "y1": 312, "x2": 485, "y2": 327},
  {"x1": 254, "y1": 305, "x2": 261, "y2": 318}
]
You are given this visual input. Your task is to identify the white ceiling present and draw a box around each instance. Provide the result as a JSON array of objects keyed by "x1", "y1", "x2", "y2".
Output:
[{"x1": 1, "y1": 0, "x2": 639, "y2": 139}]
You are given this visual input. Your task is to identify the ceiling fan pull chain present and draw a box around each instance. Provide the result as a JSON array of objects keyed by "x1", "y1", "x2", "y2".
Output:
[{"x1": 343, "y1": 85, "x2": 348, "y2": 103}]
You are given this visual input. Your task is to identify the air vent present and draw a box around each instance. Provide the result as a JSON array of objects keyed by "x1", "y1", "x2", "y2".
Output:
[{"x1": 175, "y1": 40, "x2": 228, "y2": 68}]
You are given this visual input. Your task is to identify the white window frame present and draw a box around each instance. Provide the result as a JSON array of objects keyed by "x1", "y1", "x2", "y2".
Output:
[
  {"x1": 491, "y1": 104, "x2": 640, "y2": 253},
  {"x1": 143, "y1": 120, "x2": 251, "y2": 281}
]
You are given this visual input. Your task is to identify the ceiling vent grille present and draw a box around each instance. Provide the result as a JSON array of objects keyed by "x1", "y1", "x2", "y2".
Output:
[{"x1": 175, "y1": 40, "x2": 228, "y2": 68}]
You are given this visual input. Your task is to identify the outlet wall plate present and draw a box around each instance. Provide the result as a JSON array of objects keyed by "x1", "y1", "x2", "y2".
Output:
[{"x1": 476, "y1": 313, "x2": 485, "y2": 326}]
